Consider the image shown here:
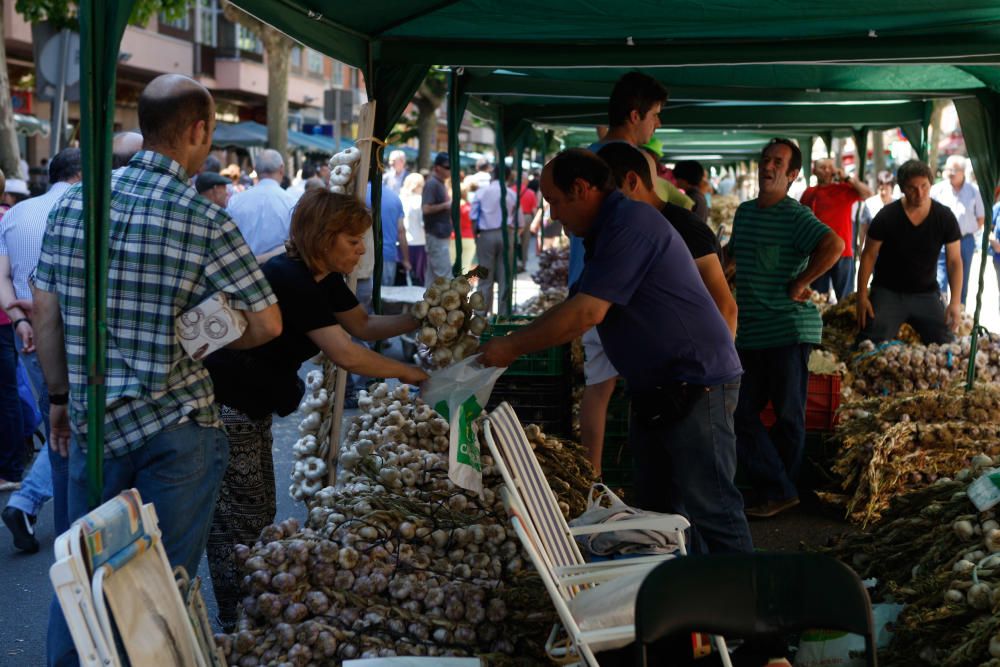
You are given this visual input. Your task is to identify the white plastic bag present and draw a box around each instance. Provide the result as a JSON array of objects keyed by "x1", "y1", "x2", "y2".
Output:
[{"x1": 421, "y1": 356, "x2": 505, "y2": 494}]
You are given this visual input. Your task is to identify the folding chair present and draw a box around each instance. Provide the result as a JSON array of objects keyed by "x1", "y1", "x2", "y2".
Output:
[
  {"x1": 49, "y1": 488, "x2": 224, "y2": 667},
  {"x1": 634, "y1": 553, "x2": 877, "y2": 667},
  {"x1": 483, "y1": 402, "x2": 692, "y2": 666}
]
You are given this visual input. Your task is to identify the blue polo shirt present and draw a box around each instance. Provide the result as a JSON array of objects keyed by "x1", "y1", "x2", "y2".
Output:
[
  {"x1": 577, "y1": 191, "x2": 742, "y2": 391},
  {"x1": 367, "y1": 183, "x2": 405, "y2": 262}
]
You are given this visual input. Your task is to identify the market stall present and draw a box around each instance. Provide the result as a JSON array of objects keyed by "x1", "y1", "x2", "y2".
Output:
[{"x1": 70, "y1": 1, "x2": 1000, "y2": 664}]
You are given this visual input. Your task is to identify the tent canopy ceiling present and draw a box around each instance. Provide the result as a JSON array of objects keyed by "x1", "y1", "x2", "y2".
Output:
[{"x1": 230, "y1": 1, "x2": 1000, "y2": 68}]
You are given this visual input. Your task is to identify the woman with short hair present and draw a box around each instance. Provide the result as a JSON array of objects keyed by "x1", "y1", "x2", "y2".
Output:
[{"x1": 204, "y1": 189, "x2": 427, "y2": 628}]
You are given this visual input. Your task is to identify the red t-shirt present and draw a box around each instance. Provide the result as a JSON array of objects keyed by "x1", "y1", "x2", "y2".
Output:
[
  {"x1": 800, "y1": 183, "x2": 861, "y2": 257},
  {"x1": 459, "y1": 201, "x2": 474, "y2": 239},
  {"x1": 519, "y1": 186, "x2": 538, "y2": 215}
]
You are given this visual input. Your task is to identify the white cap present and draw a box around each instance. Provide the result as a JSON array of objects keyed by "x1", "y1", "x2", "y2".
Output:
[{"x1": 4, "y1": 178, "x2": 29, "y2": 196}]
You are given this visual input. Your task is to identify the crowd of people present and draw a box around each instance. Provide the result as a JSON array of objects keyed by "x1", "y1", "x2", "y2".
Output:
[{"x1": 0, "y1": 66, "x2": 993, "y2": 663}]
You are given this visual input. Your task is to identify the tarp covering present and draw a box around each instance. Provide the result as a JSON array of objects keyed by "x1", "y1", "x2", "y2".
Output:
[{"x1": 212, "y1": 121, "x2": 351, "y2": 154}]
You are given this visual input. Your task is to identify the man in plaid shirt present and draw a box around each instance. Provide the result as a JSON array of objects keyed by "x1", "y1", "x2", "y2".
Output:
[{"x1": 36, "y1": 74, "x2": 281, "y2": 664}]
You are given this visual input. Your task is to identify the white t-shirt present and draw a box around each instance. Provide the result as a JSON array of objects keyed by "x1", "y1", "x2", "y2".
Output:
[{"x1": 402, "y1": 192, "x2": 426, "y2": 246}]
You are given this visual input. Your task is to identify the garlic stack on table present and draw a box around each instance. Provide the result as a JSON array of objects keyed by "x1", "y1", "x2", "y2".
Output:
[
  {"x1": 824, "y1": 462, "x2": 1000, "y2": 667},
  {"x1": 215, "y1": 378, "x2": 597, "y2": 665},
  {"x1": 411, "y1": 275, "x2": 489, "y2": 369},
  {"x1": 327, "y1": 146, "x2": 363, "y2": 195}
]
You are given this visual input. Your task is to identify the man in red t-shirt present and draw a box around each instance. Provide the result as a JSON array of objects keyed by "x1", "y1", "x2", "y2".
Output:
[{"x1": 800, "y1": 158, "x2": 872, "y2": 300}]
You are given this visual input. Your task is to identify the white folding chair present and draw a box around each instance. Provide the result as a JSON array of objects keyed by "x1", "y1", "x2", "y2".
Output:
[
  {"x1": 483, "y1": 402, "x2": 694, "y2": 666},
  {"x1": 49, "y1": 488, "x2": 223, "y2": 667}
]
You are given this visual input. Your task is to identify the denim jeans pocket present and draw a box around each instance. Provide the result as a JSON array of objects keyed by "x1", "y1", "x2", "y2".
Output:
[{"x1": 147, "y1": 424, "x2": 209, "y2": 484}]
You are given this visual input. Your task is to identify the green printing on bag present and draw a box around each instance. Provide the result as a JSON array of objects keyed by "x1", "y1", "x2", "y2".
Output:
[{"x1": 434, "y1": 398, "x2": 483, "y2": 472}]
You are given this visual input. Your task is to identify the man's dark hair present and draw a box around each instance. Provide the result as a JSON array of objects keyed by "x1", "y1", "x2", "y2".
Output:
[
  {"x1": 301, "y1": 161, "x2": 318, "y2": 180},
  {"x1": 138, "y1": 83, "x2": 213, "y2": 148},
  {"x1": 673, "y1": 160, "x2": 705, "y2": 186},
  {"x1": 760, "y1": 138, "x2": 803, "y2": 174},
  {"x1": 547, "y1": 148, "x2": 616, "y2": 195},
  {"x1": 596, "y1": 143, "x2": 653, "y2": 190},
  {"x1": 608, "y1": 71, "x2": 668, "y2": 128},
  {"x1": 202, "y1": 154, "x2": 222, "y2": 173},
  {"x1": 896, "y1": 159, "x2": 934, "y2": 188},
  {"x1": 49, "y1": 147, "x2": 81, "y2": 183}
]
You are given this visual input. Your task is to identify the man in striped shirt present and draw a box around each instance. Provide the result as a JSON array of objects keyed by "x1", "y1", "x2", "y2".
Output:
[
  {"x1": 0, "y1": 148, "x2": 81, "y2": 553},
  {"x1": 729, "y1": 138, "x2": 844, "y2": 519}
]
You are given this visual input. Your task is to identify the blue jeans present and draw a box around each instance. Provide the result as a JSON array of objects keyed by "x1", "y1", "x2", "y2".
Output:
[
  {"x1": 381, "y1": 259, "x2": 397, "y2": 287},
  {"x1": 734, "y1": 344, "x2": 811, "y2": 503},
  {"x1": 810, "y1": 256, "x2": 854, "y2": 301},
  {"x1": 47, "y1": 421, "x2": 229, "y2": 666},
  {"x1": 630, "y1": 381, "x2": 753, "y2": 555},
  {"x1": 7, "y1": 350, "x2": 66, "y2": 528},
  {"x1": 0, "y1": 324, "x2": 23, "y2": 481},
  {"x1": 937, "y1": 234, "x2": 976, "y2": 304}
]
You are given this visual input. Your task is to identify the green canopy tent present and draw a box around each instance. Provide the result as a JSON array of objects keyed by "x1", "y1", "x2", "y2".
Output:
[{"x1": 76, "y1": 0, "x2": 1000, "y2": 503}]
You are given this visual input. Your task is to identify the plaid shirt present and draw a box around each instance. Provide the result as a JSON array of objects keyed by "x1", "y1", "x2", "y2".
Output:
[{"x1": 34, "y1": 151, "x2": 276, "y2": 456}]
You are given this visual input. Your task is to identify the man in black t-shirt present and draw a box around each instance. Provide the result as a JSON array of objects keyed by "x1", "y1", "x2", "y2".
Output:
[
  {"x1": 421, "y1": 152, "x2": 454, "y2": 284},
  {"x1": 598, "y1": 143, "x2": 736, "y2": 335},
  {"x1": 856, "y1": 160, "x2": 962, "y2": 345}
]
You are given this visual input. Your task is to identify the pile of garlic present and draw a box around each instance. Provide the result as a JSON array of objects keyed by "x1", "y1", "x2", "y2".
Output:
[
  {"x1": 530, "y1": 246, "x2": 569, "y2": 291},
  {"x1": 516, "y1": 287, "x2": 568, "y2": 317},
  {"x1": 411, "y1": 276, "x2": 489, "y2": 369},
  {"x1": 825, "y1": 460, "x2": 1000, "y2": 667},
  {"x1": 327, "y1": 145, "x2": 363, "y2": 196},
  {"x1": 851, "y1": 334, "x2": 1000, "y2": 398},
  {"x1": 216, "y1": 379, "x2": 596, "y2": 664},
  {"x1": 289, "y1": 369, "x2": 332, "y2": 502}
]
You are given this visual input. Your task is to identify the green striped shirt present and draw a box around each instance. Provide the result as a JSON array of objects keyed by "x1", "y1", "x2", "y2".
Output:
[{"x1": 730, "y1": 197, "x2": 831, "y2": 350}]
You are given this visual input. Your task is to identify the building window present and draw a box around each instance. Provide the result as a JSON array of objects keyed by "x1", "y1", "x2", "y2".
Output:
[
  {"x1": 332, "y1": 61, "x2": 343, "y2": 88},
  {"x1": 307, "y1": 50, "x2": 323, "y2": 75},
  {"x1": 197, "y1": 0, "x2": 218, "y2": 46},
  {"x1": 160, "y1": 10, "x2": 190, "y2": 31},
  {"x1": 291, "y1": 46, "x2": 302, "y2": 69},
  {"x1": 237, "y1": 25, "x2": 263, "y2": 54}
]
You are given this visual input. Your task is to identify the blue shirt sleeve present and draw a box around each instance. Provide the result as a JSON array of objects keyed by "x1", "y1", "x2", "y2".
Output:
[{"x1": 577, "y1": 219, "x2": 659, "y2": 306}]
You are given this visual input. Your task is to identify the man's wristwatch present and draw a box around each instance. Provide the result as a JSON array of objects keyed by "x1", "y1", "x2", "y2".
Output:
[
  {"x1": 49, "y1": 392, "x2": 69, "y2": 406},
  {"x1": 12, "y1": 317, "x2": 30, "y2": 329}
]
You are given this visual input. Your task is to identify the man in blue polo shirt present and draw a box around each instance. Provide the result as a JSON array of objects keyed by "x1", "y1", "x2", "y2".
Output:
[{"x1": 480, "y1": 148, "x2": 752, "y2": 554}]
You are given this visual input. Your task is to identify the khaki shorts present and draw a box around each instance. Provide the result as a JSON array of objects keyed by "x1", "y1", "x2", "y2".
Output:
[{"x1": 582, "y1": 326, "x2": 619, "y2": 386}]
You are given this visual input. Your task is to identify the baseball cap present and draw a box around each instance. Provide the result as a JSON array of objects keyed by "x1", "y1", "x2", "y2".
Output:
[
  {"x1": 195, "y1": 171, "x2": 230, "y2": 193},
  {"x1": 4, "y1": 178, "x2": 29, "y2": 196},
  {"x1": 640, "y1": 137, "x2": 664, "y2": 159},
  {"x1": 433, "y1": 152, "x2": 451, "y2": 169}
]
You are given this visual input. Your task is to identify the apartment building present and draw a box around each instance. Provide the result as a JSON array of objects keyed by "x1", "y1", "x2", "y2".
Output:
[{"x1": 3, "y1": 0, "x2": 364, "y2": 168}]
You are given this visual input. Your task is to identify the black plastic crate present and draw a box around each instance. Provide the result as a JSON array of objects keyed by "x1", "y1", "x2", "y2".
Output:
[{"x1": 487, "y1": 375, "x2": 572, "y2": 436}]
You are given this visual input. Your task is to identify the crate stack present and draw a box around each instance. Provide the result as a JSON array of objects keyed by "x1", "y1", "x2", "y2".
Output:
[
  {"x1": 599, "y1": 380, "x2": 633, "y2": 497},
  {"x1": 482, "y1": 316, "x2": 573, "y2": 437}
]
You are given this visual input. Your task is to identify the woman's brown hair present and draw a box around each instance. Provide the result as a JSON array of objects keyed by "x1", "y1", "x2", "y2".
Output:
[{"x1": 286, "y1": 188, "x2": 372, "y2": 274}]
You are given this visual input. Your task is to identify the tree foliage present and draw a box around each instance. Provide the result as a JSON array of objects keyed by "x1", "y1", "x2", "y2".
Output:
[{"x1": 15, "y1": 0, "x2": 190, "y2": 31}]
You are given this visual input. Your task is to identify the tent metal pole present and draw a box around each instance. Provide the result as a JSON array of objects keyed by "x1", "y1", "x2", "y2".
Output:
[{"x1": 448, "y1": 69, "x2": 462, "y2": 275}]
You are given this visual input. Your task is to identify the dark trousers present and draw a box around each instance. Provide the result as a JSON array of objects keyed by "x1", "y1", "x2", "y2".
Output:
[
  {"x1": 857, "y1": 286, "x2": 954, "y2": 345},
  {"x1": 811, "y1": 256, "x2": 854, "y2": 301},
  {"x1": 0, "y1": 324, "x2": 24, "y2": 482},
  {"x1": 734, "y1": 344, "x2": 810, "y2": 503},
  {"x1": 630, "y1": 381, "x2": 753, "y2": 555}
]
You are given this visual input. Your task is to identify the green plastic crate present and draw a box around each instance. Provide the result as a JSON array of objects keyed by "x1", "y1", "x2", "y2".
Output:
[{"x1": 481, "y1": 315, "x2": 568, "y2": 376}]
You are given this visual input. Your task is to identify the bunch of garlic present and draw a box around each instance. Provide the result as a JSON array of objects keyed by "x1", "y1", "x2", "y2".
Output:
[
  {"x1": 327, "y1": 145, "x2": 363, "y2": 196},
  {"x1": 516, "y1": 287, "x2": 568, "y2": 316},
  {"x1": 411, "y1": 275, "x2": 489, "y2": 369},
  {"x1": 851, "y1": 335, "x2": 1000, "y2": 397},
  {"x1": 289, "y1": 369, "x2": 331, "y2": 502}
]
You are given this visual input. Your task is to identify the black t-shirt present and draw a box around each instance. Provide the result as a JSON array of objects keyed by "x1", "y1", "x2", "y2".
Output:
[
  {"x1": 661, "y1": 202, "x2": 721, "y2": 261},
  {"x1": 421, "y1": 175, "x2": 451, "y2": 239},
  {"x1": 868, "y1": 199, "x2": 961, "y2": 293},
  {"x1": 205, "y1": 255, "x2": 359, "y2": 417}
]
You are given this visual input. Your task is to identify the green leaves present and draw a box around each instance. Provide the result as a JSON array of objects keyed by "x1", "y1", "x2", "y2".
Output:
[{"x1": 15, "y1": 0, "x2": 191, "y2": 31}]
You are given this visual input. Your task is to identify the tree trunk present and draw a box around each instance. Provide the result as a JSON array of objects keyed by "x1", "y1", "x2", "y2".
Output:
[
  {"x1": 926, "y1": 99, "x2": 948, "y2": 174},
  {"x1": 0, "y1": 3, "x2": 22, "y2": 178},
  {"x1": 872, "y1": 129, "x2": 885, "y2": 177},
  {"x1": 262, "y1": 28, "x2": 291, "y2": 159},
  {"x1": 415, "y1": 97, "x2": 437, "y2": 172}
]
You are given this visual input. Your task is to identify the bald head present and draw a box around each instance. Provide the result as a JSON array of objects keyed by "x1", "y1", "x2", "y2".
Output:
[
  {"x1": 138, "y1": 74, "x2": 214, "y2": 149},
  {"x1": 112, "y1": 132, "x2": 144, "y2": 168}
]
